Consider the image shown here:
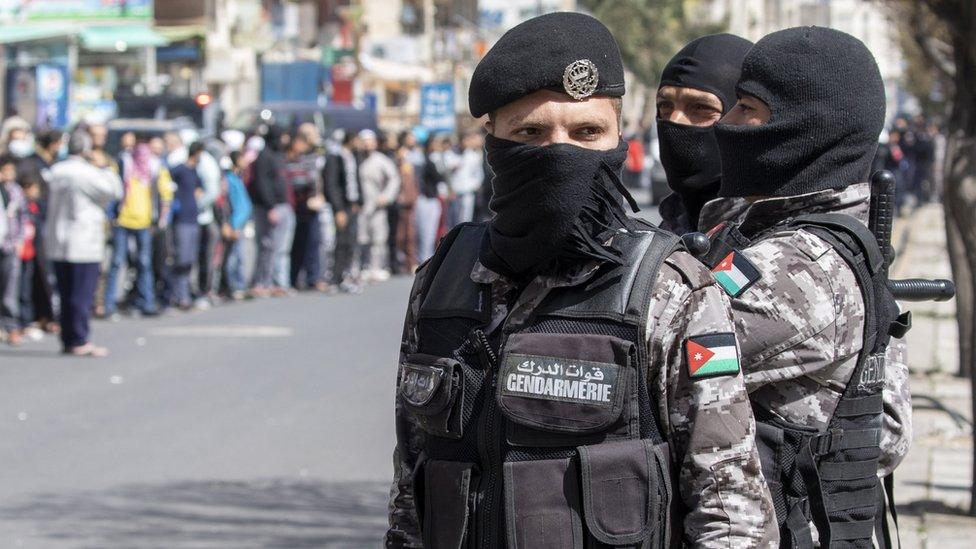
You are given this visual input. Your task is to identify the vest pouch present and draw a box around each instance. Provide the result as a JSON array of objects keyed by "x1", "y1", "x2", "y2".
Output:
[
  {"x1": 399, "y1": 354, "x2": 464, "y2": 439},
  {"x1": 421, "y1": 460, "x2": 479, "y2": 549},
  {"x1": 578, "y1": 439, "x2": 671, "y2": 548},
  {"x1": 503, "y1": 457, "x2": 585, "y2": 549},
  {"x1": 756, "y1": 415, "x2": 820, "y2": 546},
  {"x1": 496, "y1": 333, "x2": 635, "y2": 441}
]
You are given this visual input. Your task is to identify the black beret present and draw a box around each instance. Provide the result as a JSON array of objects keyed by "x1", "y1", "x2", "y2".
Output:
[{"x1": 468, "y1": 12, "x2": 625, "y2": 118}]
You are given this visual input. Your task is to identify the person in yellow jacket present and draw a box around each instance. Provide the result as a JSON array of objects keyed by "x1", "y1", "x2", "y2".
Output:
[{"x1": 103, "y1": 141, "x2": 172, "y2": 318}]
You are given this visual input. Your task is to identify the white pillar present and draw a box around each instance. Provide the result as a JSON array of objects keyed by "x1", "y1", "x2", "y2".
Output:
[{"x1": 144, "y1": 45, "x2": 159, "y2": 94}]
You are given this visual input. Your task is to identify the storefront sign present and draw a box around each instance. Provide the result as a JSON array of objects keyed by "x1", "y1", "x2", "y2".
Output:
[{"x1": 420, "y1": 82, "x2": 455, "y2": 134}]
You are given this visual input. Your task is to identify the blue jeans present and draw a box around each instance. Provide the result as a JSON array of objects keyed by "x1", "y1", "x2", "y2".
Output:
[
  {"x1": 105, "y1": 226, "x2": 156, "y2": 314},
  {"x1": 222, "y1": 238, "x2": 246, "y2": 293},
  {"x1": 171, "y1": 223, "x2": 201, "y2": 306}
]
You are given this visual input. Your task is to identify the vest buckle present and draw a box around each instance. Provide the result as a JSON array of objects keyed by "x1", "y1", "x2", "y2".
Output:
[{"x1": 813, "y1": 428, "x2": 843, "y2": 455}]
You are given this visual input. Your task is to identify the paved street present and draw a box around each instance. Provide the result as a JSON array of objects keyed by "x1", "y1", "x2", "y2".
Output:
[
  {"x1": 0, "y1": 193, "x2": 660, "y2": 549},
  {"x1": 0, "y1": 277, "x2": 414, "y2": 548}
]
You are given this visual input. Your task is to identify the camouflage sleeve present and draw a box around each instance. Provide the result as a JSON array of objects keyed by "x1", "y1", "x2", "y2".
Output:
[
  {"x1": 732, "y1": 230, "x2": 863, "y2": 400},
  {"x1": 880, "y1": 336, "x2": 912, "y2": 477},
  {"x1": 649, "y1": 252, "x2": 778, "y2": 548},
  {"x1": 385, "y1": 268, "x2": 428, "y2": 548}
]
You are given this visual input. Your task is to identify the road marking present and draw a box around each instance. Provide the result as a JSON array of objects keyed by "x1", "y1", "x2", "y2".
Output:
[{"x1": 148, "y1": 325, "x2": 294, "y2": 338}]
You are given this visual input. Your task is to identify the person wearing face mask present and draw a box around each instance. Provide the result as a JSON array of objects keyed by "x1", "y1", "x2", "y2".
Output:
[
  {"x1": 5, "y1": 129, "x2": 34, "y2": 160},
  {"x1": 655, "y1": 34, "x2": 752, "y2": 234},
  {"x1": 697, "y1": 27, "x2": 910, "y2": 547},
  {"x1": 386, "y1": 12, "x2": 776, "y2": 549}
]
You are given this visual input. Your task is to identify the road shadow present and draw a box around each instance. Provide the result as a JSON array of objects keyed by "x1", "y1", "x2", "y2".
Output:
[
  {"x1": 896, "y1": 499, "x2": 973, "y2": 518},
  {"x1": 0, "y1": 478, "x2": 389, "y2": 548}
]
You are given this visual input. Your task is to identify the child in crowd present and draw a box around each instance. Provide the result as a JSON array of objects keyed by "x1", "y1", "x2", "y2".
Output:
[{"x1": 0, "y1": 156, "x2": 26, "y2": 345}]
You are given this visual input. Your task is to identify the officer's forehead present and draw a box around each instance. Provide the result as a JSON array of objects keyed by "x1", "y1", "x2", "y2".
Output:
[
  {"x1": 657, "y1": 85, "x2": 722, "y2": 106},
  {"x1": 495, "y1": 90, "x2": 618, "y2": 125}
]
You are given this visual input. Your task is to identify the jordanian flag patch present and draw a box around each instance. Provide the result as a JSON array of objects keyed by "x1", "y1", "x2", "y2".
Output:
[
  {"x1": 712, "y1": 251, "x2": 761, "y2": 298},
  {"x1": 686, "y1": 333, "x2": 741, "y2": 379}
]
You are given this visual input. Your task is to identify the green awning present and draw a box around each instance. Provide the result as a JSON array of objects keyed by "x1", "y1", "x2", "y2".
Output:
[
  {"x1": 80, "y1": 25, "x2": 169, "y2": 51},
  {"x1": 0, "y1": 25, "x2": 74, "y2": 44}
]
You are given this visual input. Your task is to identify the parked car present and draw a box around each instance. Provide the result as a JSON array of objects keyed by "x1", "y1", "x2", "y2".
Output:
[{"x1": 227, "y1": 101, "x2": 378, "y2": 137}]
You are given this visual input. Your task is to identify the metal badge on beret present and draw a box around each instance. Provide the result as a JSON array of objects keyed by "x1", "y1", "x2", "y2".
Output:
[{"x1": 563, "y1": 59, "x2": 599, "y2": 100}]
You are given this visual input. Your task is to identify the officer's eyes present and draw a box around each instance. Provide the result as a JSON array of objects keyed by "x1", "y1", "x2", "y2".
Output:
[
  {"x1": 695, "y1": 103, "x2": 720, "y2": 114},
  {"x1": 513, "y1": 126, "x2": 541, "y2": 137},
  {"x1": 656, "y1": 102, "x2": 673, "y2": 116},
  {"x1": 575, "y1": 126, "x2": 604, "y2": 139}
]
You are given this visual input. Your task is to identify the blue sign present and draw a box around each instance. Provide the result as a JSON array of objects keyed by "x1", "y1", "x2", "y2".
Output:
[
  {"x1": 420, "y1": 83, "x2": 455, "y2": 134},
  {"x1": 35, "y1": 64, "x2": 69, "y2": 129}
]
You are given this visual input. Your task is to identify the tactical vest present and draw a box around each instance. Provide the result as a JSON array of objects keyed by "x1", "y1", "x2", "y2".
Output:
[
  {"x1": 398, "y1": 222, "x2": 683, "y2": 549},
  {"x1": 702, "y1": 214, "x2": 906, "y2": 549}
]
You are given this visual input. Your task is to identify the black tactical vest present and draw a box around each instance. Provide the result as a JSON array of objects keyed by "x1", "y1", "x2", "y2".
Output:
[
  {"x1": 702, "y1": 214, "x2": 904, "y2": 549},
  {"x1": 398, "y1": 222, "x2": 683, "y2": 549}
]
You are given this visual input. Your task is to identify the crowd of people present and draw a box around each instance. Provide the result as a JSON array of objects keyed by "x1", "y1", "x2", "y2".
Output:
[
  {"x1": 0, "y1": 117, "x2": 489, "y2": 356},
  {"x1": 874, "y1": 113, "x2": 945, "y2": 211}
]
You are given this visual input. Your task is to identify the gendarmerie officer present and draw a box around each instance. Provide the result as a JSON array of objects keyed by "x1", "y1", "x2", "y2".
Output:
[
  {"x1": 386, "y1": 12, "x2": 776, "y2": 548},
  {"x1": 695, "y1": 27, "x2": 910, "y2": 546},
  {"x1": 655, "y1": 33, "x2": 752, "y2": 234},
  {"x1": 657, "y1": 32, "x2": 913, "y2": 491}
]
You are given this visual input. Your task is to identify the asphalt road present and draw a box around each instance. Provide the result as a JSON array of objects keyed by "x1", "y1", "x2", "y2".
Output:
[
  {"x1": 0, "y1": 277, "x2": 413, "y2": 548},
  {"x1": 0, "y1": 199, "x2": 662, "y2": 548}
]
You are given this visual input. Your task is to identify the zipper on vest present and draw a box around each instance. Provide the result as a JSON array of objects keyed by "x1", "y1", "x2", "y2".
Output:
[{"x1": 473, "y1": 328, "x2": 502, "y2": 548}]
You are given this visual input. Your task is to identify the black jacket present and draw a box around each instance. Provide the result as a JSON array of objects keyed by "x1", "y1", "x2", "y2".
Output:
[
  {"x1": 248, "y1": 149, "x2": 285, "y2": 209},
  {"x1": 322, "y1": 153, "x2": 349, "y2": 212}
]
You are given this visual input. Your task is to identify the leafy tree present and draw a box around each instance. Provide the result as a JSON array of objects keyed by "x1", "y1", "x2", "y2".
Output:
[
  {"x1": 579, "y1": 0, "x2": 725, "y2": 125},
  {"x1": 882, "y1": 0, "x2": 976, "y2": 514}
]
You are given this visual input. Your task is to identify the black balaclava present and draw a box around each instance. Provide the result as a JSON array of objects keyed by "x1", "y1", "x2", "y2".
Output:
[
  {"x1": 714, "y1": 26, "x2": 886, "y2": 198},
  {"x1": 656, "y1": 34, "x2": 753, "y2": 224},
  {"x1": 479, "y1": 134, "x2": 638, "y2": 279}
]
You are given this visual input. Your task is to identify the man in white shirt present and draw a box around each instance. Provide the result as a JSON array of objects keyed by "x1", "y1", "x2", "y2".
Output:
[{"x1": 446, "y1": 131, "x2": 485, "y2": 228}]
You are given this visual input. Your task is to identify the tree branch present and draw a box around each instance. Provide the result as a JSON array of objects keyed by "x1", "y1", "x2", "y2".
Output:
[{"x1": 907, "y1": 3, "x2": 957, "y2": 79}]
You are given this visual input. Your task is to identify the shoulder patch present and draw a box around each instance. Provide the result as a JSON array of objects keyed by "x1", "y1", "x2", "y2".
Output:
[
  {"x1": 686, "y1": 333, "x2": 741, "y2": 379},
  {"x1": 664, "y1": 251, "x2": 714, "y2": 291},
  {"x1": 711, "y1": 250, "x2": 761, "y2": 298}
]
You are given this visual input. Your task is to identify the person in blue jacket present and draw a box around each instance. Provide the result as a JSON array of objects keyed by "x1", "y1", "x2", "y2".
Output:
[{"x1": 219, "y1": 151, "x2": 253, "y2": 299}]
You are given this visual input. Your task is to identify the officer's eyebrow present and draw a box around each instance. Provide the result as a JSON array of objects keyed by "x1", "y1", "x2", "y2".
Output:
[{"x1": 505, "y1": 112, "x2": 543, "y2": 127}]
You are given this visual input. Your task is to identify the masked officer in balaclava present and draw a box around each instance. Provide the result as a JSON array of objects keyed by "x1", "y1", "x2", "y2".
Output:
[
  {"x1": 697, "y1": 27, "x2": 910, "y2": 547},
  {"x1": 386, "y1": 12, "x2": 777, "y2": 549},
  {"x1": 655, "y1": 33, "x2": 752, "y2": 234}
]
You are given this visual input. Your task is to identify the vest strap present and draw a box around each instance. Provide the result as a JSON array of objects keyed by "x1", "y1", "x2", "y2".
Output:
[
  {"x1": 819, "y1": 460, "x2": 879, "y2": 481},
  {"x1": 813, "y1": 428, "x2": 880, "y2": 455},
  {"x1": 826, "y1": 488, "x2": 879, "y2": 512},
  {"x1": 831, "y1": 518, "x2": 877, "y2": 541},
  {"x1": 834, "y1": 394, "x2": 884, "y2": 417}
]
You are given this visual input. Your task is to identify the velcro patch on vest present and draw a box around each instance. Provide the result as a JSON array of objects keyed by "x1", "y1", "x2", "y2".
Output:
[
  {"x1": 399, "y1": 364, "x2": 444, "y2": 407},
  {"x1": 500, "y1": 353, "x2": 619, "y2": 406},
  {"x1": 712, "y1": 250, "x2": 761, "y2": 298},
  {"x1": 686, "y1": 333, "x2": 741, "y2": 379}
]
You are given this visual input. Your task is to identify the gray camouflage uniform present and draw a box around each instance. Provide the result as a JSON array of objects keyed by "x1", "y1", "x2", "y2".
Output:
[
  {"x1": 387, "y1": 237, "x2": 778, "y2": 548},
  {"x1": 698, "y1": 183, "x2": 912, "y2": 477}
]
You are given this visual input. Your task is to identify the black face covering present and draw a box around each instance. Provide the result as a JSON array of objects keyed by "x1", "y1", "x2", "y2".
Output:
[
  {"x1": 655, "y1": 34, "x2": 753, "y2": 224},
  {"x1": 714, "y1": 27, "x2": 886, "y2": 198},
  {"x1": 480, "y1": 134, "x2": 636, "y2": 278},
  {"x1": 657, "y1": 119, "x2": 724, "y2": 192}
]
